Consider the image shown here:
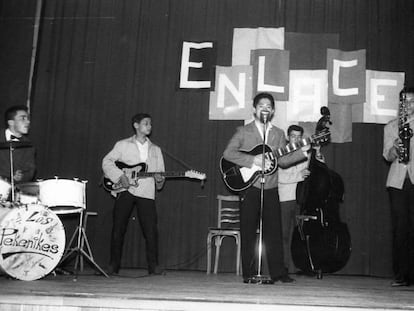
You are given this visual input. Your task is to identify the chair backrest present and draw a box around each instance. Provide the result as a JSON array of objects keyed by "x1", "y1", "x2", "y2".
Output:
[{"x1": 216, "y1": 195, "x2": 240, "y2": 228}]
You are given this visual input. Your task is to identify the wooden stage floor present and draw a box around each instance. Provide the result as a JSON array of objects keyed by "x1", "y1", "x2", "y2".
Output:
[{"x1": 0, "y1": 269, "x2": 413, "y2": 311}]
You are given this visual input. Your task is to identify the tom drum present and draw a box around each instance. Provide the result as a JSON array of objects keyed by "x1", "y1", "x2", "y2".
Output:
[
  {"x1": 0, "y1": 204, "x2": 65, "y2": 280},
  {"x1": 39, "y1": 178, "x2": 86, "y2": 214}
]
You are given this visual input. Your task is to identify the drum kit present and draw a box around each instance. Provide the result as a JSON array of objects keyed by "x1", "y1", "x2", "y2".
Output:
[{"x1": 0, "y1": 140, "x2": 107, "y2": 280}]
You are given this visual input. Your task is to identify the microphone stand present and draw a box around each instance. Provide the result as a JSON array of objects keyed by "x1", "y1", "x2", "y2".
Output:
[{"x1": 253, "y1": 114, "x2": 273, "y2": 284}]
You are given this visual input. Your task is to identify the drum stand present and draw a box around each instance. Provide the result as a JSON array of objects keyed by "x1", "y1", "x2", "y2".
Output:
[
  {"x1": 59, "y1": 182, "x2": 108, "y2": 278},
  {"x1": 8, "y1": 142, "x2": 15, "y2": 202},
  {"x1": 60, "y1": 210, "x2": 108, "y2": 278}
]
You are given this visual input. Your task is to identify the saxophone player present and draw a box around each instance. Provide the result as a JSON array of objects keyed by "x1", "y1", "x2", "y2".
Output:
[{"x1": 383, "y1": 87, "x2": 414, "y2": 287}]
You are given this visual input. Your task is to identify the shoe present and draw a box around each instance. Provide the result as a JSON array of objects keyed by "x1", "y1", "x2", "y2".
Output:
[
  {"x1": 243, "y1": 277, "x2": 259, "y2": 284},
  {"x1": 243, "y1": 276, "x2": 274, "y2": 284},
  {"x1": 54, "y1": 267, "x2": 74, "y2": 276},
  {"x1": 107, "y1": 265, "x2": 119, "y2": 276},
  {"x1": 272, "y1": 275, "x2": 296, "y2": 283},
  {"x1": 391, "y1": 279, "x2": 409, "y2": 287},
  {"x1": 149, "y1": 266, "x2": 165, "y2": 275}
]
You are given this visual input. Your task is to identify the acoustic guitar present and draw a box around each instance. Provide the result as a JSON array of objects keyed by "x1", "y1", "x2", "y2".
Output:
[{"x1": 220, "y1": 130, "x2": 330, "y2": 192}]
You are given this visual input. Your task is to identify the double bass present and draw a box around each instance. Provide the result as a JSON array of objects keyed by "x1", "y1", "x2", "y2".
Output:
[{"x1": 291, "y1": 107, "x2": 351, "y2": 279}]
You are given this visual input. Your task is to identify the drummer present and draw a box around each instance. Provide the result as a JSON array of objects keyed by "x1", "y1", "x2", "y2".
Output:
[{"x1": 0, "y1": 105, "x2": 36, "y2": 187}]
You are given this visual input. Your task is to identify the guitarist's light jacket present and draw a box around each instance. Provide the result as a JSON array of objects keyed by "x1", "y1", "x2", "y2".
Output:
[
  {"x1": 102, "y1": 136, "x2": 165, "y2": 199},
  {"x1": 223, "y1": 122, "x2": 307, "y2": 190}
]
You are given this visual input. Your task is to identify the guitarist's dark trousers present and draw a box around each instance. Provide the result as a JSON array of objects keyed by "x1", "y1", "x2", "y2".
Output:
[
  {"x1": 240, "y1": 187, "x2": 286, "y2": 279},
  {"x1": 110, "y1": 191, "x2": 159, "y2": 273}
]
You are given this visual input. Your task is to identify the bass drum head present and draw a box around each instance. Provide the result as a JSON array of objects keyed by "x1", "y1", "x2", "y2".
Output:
[{"x1": 0, "y1": 204, "x2": 65, "y2": 281}]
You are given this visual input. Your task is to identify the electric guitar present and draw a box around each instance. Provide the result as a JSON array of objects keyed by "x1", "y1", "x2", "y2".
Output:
[
  {"x1": 102, "y1": 161, "x2": 206, "y2": 193},
  {"x1": 220, "y1": 130, "x2": 330, "y2": 192}
]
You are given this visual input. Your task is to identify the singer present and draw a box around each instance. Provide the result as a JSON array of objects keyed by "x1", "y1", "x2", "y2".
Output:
[{"x1": 223, "y1": 92, "x2": 310, "y2": 284}]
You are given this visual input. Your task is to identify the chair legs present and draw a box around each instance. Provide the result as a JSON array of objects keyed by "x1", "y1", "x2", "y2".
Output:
[
  {"x1": 213, "y1": 236, "x2": 222, "y2": 274},
  {"x1": 236, "y1": 235, "x2": 241, "y2": 275},
  {"x1": 206, "y1": 232, "x2": 213, "y2": 274},
  {"x1": 206, "y1": 233, "x2": 241, "y2": 275}
]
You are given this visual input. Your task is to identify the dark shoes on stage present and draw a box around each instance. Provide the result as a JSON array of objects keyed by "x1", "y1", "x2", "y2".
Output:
[
  {"x1": 243, "y1": 275, "x2": 295, "y2": 284},
  {"x1": 272, "y1": 275, "x2": 296, "y2": 283},
  {"x1": 391, "y1": 278, "x2": 410, "y2": 287},
  {"x1": 106, "y1": 265, "x2": 119, "y2": 276},
  {"x1": 149, "y1": 266, "x2": 166, "y2": 276},
  {"x1": 55, "y1": 267, "x2": 74, "y2": 276}
]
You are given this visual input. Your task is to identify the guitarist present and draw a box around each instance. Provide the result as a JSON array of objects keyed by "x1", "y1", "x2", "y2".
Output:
[
  {"x1": 102, "y1": 113, "x2": 165, "y2": 276},
  {"x1": 223, "y1": 93, "x2": 309, "y2": 284}
]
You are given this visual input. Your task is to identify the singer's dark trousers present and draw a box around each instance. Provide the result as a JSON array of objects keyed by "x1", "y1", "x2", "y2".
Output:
[
  {"x1": 388, "y1": 180, "x2": 414, "y2": 283},
  {"x1": 110, "y1": 191, "x2": 159, "y2": 273},
  {"x1": 240, "y1": 187, "x2": 286, "y2": 279}
]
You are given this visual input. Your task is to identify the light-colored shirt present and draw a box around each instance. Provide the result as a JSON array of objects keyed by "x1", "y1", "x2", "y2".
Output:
[
  {"x1": 136, "y1": 139, "x2": 149, "y2": 162},
  {"x1": 278, "y1": 160, "x2": 308, "y2": 202},
  {"x1": 102, "y1": 136, "x2": 165, "y2": 199},
  {"x1": 254, "y1": 120, "x2": 272, "y2": 143},
  {"x1": 5, "y1": 129, "x2": 20, "y2": 141},
  {"x1": 383, "y1": 118, "x2": 414, "y2": 189}
]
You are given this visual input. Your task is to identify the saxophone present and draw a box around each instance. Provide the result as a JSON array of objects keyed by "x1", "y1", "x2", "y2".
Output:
[{"x1": 398, "y1": 89, "x2": 413, "y2": 164}]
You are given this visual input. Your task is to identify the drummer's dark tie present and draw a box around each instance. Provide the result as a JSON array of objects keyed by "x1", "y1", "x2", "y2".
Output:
[{"x1": 10, "y1": 135, "x2": 20, "y2": 141}]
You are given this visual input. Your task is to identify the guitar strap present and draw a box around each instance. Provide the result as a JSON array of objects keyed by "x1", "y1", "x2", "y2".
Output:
[{"x1": 153, "y1": 142, "x2": 194, "y2": 170}]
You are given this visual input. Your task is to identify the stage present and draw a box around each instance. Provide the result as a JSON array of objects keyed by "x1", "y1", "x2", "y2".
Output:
[{"x1": 0, "y1": 269, "x2": 413, "y2": 311}]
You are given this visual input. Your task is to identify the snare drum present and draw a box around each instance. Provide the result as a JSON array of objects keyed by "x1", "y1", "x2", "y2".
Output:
[
  {"x1": 0, "y1": 204, "x2": 65, "y2": 280},
  {"x1": 39, "y1": 178, "x2": 86, "y2": 214},
  {"x1": 19, "y1": 193, "x2": 39, "y2": 205},
  {"x1": 16, "y1": 182, "x2": 40, "y2": 205},
  {"x1": 0, "y1": 179, "x2": 11, "y2": 201}
]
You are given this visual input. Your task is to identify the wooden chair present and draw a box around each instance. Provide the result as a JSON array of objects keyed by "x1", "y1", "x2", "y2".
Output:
[{"x1": 206, "y1": 195, "x2": 241, "y2": 275}]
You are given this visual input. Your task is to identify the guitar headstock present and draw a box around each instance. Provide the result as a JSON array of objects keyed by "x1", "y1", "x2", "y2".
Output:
[{"x1": 185, "y1": 170, "x2": 207, "y2": 181}]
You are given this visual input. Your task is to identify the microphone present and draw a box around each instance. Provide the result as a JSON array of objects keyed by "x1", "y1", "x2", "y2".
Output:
[{"x1": 260, "y1": 111, "x2": 270, "y2": 124}]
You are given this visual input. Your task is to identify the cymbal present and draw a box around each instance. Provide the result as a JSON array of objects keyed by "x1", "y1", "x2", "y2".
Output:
[
  {"x1": 0, "y1": 141, "x2": 32, "y2": 149},
  {"x1": 16, "y1": 182, "x2": 40, "y2": 195}
]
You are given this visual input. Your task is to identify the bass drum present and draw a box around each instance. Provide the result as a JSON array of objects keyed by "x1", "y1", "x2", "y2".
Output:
[{"x1": 0, "y1": 204, "x2": 65, "y2": 281}]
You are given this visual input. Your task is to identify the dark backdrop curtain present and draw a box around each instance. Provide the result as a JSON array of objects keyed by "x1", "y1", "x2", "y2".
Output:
[{"x1": 1, "y1": 0, "x2": 414, "y2": 277}]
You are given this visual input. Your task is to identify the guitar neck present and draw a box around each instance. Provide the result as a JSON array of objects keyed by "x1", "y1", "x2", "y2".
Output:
[
  {"x1": 274, "y1": 137, "x2": 313, "y2": 158},
  {"x1": 137, "y1": 172, "x2": 186, "y2": 178}
]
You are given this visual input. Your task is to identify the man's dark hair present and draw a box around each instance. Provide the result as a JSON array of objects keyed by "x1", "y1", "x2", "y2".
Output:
[
  {"x1": 253, "y1": 92, "x2": 275, "y2": 109},
  {"x1": 287, "y1": 124, "x2": 304, "y2": 136},
  {"x1": 4, "y1": 105, "x2": 28, "y2": 127},
  {"x1": 131, "y1": 113, "x2": 151, "y2": 131}
]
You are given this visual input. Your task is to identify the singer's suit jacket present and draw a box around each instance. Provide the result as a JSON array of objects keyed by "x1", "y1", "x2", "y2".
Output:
[
  {"x1": 223, "y1": 121, "x2": 306, "y2": 190},
  {"x1": 0, "y1": 129, "x2": 36, "y2": 183}
]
